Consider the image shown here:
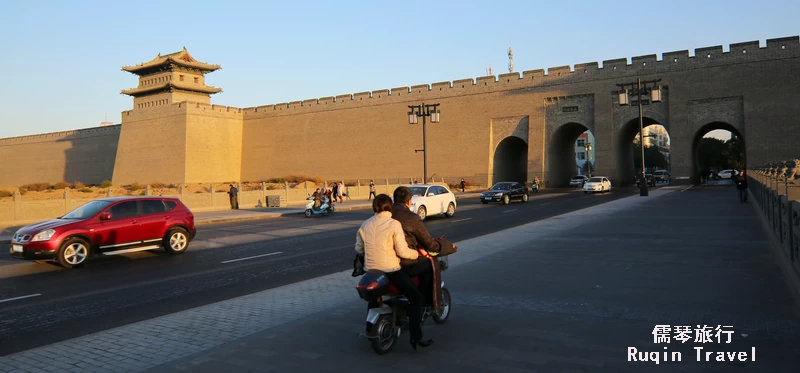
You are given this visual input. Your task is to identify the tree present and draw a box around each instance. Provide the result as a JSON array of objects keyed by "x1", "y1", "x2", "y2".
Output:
[
  {"x1": 697, "y1": 136, "x2": 745, "y2": 173},
  {"x1": 581, "y1": 161, "x2": 594, "y2": 176},
  {"x1": 633, "y1": 144, "x2": 668, "y2": 171}
]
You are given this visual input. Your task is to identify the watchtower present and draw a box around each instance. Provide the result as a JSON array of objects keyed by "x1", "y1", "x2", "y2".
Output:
[{"x1": 121, "y1": 47, "x2": 222, "y2": 109}]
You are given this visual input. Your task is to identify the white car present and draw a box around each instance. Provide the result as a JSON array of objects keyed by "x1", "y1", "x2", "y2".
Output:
[
  {"x1": 718, "y1": 169, "x2": 737, "y2": 179},
  {"x1": 407, "y1": 184, "x2": 457, "y2": 221},
  {"x1": 583, "y1": 176, "x2": 612, "y2": 194}
]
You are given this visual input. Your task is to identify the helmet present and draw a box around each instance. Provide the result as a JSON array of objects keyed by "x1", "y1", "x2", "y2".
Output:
[{"x1": 356, "y1": 269, "x2": 390, "y2": 301}]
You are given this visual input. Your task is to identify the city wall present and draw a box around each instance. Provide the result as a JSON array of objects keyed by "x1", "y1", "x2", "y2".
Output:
[
  {"x1": 0, "y1": 126, "x2": 120, "y2": 187},
  {"x1": 1, "y1": 36, "x2": 799, "y2": 191}
]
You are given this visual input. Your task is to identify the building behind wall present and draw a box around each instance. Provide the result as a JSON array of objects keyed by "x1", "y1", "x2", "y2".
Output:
[{"x1": 575, "y1": 131, "x2": 595, "y2": 176}]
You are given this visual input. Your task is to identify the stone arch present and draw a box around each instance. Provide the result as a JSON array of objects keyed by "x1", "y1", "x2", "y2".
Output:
[
  {"x1": 548, "y1": 122, "x2": 593, "y2": 187},
  {"x1": 492, "y1": 136, "x2": 528, "y2": 185},
  {"x1": 691, "y1": 122, "x2": 746, "y2": 183},
  {"x1": 616, "y1": 116, "x2": 670, "y2": 185}
]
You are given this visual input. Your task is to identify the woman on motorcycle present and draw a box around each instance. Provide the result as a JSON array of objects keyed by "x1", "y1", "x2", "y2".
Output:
[{"x1": 355, "y1": 194, "x2": 434, "y2": 350}]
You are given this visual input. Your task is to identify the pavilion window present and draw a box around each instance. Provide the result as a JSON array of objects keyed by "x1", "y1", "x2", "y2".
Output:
[{"x1": 180, "y1": 75, "x2": 184, "y2": 81}]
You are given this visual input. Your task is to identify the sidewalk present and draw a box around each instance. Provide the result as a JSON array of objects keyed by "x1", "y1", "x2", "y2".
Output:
[
  {"x1": 2, "y1": 186, "x2": 798, "y2": 372},
  {"x1": 0, "y1": 192, "x2": 484, "y2": 244}
]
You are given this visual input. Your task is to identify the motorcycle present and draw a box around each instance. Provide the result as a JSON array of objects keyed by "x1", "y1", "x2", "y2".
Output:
[
  {"x1": 304, "y1": 196, "x2": 334, "y2": 217},
  {"x1": 355, "y1": 254, "x2": 452, "y2": 354}
]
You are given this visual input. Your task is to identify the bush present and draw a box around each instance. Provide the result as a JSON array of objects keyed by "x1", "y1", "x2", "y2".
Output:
[
  {"x1": 167, "y1": 183, "x2": 178, "y2": 189},
  {"x1": 79, "y1": 188, "x2": 93, "y2": 193},
  {"x1": 101, "y1": 180, "x2": 113, "y2": 188},
  {"x1": 139, "y1": 190, "x2": 146, "y2": 196},
  {"x1": 0, "y1": 191, "x2": 12, "y2": 198},
  {"x1": 53, "y1": 182, "x2": 71, "y2": 190},
  {"x1": 20, "y1": 183, "x2": 51, "y2": 192},
  {"x1": 128, "y1": 183, "x2": 143, "y2": 191},
  {"x1": 151, "y1": 182, "x2": 166, "y2": 188},
  {"x1": 73, "y1": 181, "x2": 86, "y2": 189}
]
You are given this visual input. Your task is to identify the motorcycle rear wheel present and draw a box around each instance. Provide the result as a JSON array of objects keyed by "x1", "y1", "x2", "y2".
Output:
[
  {"x1": 370, "y1": 315, "x2": 397, "y2": 354},
  {"x1": 433, "y1": 288, "x2": 451, "y2": 324}
]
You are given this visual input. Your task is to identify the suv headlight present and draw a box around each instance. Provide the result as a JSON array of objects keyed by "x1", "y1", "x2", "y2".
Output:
[{"x1": 31, "y1": 229, "x2": 56, "y2": 242}]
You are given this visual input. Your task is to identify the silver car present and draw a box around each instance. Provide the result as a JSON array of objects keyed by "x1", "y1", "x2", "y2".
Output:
[{"x1": 569, "y1": 176, "x2": 589, "y2": 187}]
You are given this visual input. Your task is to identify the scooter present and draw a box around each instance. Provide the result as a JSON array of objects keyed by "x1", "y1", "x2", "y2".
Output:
[
  {"x1": 356, "y1": 255, "x2": 452, "y2": 354},
  {"x1": 304, "y1": 196, "x2": 334, "y2": 217}
]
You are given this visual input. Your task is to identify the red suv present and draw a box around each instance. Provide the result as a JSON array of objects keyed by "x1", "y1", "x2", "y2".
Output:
[{"x1": 10, "y1": 196, "x2": 196, "y2": 268}]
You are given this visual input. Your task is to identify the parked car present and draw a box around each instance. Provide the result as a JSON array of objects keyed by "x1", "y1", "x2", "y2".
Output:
[
  {"x1": 718, "y1": 169, "x2": 737, "y2": 179},
  {"x1": 407, "y1": 184, "x2": 457, "y2": 221},
  {"x1": 10, "y1": 196, "x2": 196, "y2": 268},
  {"x1": 584, "y1": 176, "x2": 612, "y2": 193},
  {"x1": 636, "y1": 174, "x2": 656, "y2": 187},
  {"x1": 653, "y1": 170, "x2": 671, "y2": 184},
  {"x1": 480, "y1": 182, "x2": 529, "y2": 205},
  {"x1": 569, "y1": 175, "x2": 589, "y2": 187}
]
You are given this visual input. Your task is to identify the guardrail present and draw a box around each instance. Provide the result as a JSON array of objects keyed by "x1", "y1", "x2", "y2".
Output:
[{"x1": 749, "y1": 160, "x2": 800, "y2": 296}]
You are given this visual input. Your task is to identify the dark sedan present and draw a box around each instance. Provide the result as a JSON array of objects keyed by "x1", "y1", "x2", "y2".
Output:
[{"x1": 480, "y1": 182, "x2": 529, "y2": 205}]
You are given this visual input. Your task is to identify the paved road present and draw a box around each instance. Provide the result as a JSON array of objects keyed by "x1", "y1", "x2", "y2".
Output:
[
  {"x1": 0, "y1": 187, "x2": 635, "y2": 356},
  {"x1": 140, "y1": 186, "x2": 800, "y2": 373}
]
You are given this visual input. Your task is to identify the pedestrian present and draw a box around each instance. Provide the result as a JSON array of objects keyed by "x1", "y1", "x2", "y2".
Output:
[
  {"x1": 337, "y1": 182, "x2": 344, "y2": 203},
  {"x1": 227, "y1": 184, "x2": 239, "y2": 210},
  {"x1": 332, "y1": 182, "x2": 339, "y2": 203},
  {"x1": 460, "y1": 178, "x2": 465, "y2": 192},
  {"x1": 734, "y1": 170, "x2": 748, "y2": 203},
  {"x1": 369, "y1": 180, "x2": 376, "y2": 200}
]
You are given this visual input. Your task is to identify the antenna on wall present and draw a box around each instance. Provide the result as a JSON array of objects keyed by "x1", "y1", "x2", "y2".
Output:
[{"x1": 508, "y1": 44, "x2": 514, "y2": 73}]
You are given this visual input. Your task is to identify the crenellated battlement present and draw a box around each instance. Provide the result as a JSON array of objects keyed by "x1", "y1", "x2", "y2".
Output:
[
  {"x1": 240, "y1": 36, "x2": 799, "y2": 119},
  {"x1": 122, "y1": 101, "x2": 243, "y2": 118},
  {"x1": 0, "y1": 124, "x2": 121, "y2": 144}
]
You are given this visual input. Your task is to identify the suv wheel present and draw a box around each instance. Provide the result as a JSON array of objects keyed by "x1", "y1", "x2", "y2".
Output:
[
  {"x1": 445, "y1": 203, "x2": 455, "y2": 218},
  {"x1": 521, "y1": 194, "x2": 529, "y2": 202},
  {"x1": 502, "y1": 195, "x2": 510, "y2": 205},
  {"x1": 164, "y1": 228, "x2": 190, "y2": 254},
  {"x1": 417, "y1": 206, "x2": 427, "y2": 221},
  {"x1": 56, "y1": 237, "x2": 90, "y2": 268}
]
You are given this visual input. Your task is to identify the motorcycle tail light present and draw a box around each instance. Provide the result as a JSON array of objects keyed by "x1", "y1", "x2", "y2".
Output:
[{"x1": 357, "y1": 282, "x2": 380, "y2": 291}]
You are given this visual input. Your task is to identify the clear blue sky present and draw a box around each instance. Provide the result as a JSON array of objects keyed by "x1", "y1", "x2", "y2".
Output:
[{"x1": 0, "y1": 0, "x2": 796, "y2": 140}]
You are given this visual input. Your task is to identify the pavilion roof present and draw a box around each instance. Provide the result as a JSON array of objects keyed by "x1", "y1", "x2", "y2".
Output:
[
  {"x1": 121, "y1": 81, "x2": 223, "y2": 96},
  {"x1": 122, "y1": 47, "x2": 220, "y2": 74}
]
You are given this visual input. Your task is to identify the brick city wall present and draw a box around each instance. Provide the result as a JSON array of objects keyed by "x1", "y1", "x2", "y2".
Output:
[
  {"x1": 1, "y1": 36, "x2": 799, "y2": 188},
  {"x1": 0, "y1": 126, "x2": 120, "y2": 187}
]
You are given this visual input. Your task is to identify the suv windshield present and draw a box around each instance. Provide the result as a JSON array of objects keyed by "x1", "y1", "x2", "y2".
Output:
[
  {"x1": 490, "y1": 183, "x2": 512, "y2": 190},
  {"x1": 408, "y1": 186, "x2": 428, "y2": 196},
  {"x1": 61, "y1": 200, "x2": 113, "y2": 219},
  {"x1": 588, "y1": 177, "x2": 603, "y2": 182},
  {"x1": 572, "y1": 176, "x2": 584, "y2": 180}
]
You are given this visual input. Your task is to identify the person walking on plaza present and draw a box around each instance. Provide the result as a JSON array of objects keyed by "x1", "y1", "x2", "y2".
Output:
[
  {"x1": 227, "y1": 184, "x2": 239, "y2": 210},
  {"x1": 337, "y1": 182, "x2": 344, "y2": 203},
  {"x1": 460, "y1": 178, "x2": 465, "y2": 192},
  {"x1": 369, "y1": 180, "x2": 376, "y2": 200},
  {"x1": 734, "y1": 170, "x2": 748, "y2": 203}
]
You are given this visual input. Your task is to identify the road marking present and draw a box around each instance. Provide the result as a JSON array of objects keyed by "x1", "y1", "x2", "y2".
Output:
[
  {"x1": 452, "y1": 218, "x2": 472, "y2": 223},
  {"x1": 0, "y1": 293, "x2": 41, "y2": 304},
  {"x1": 503, "y1": 209, "x2": 517, "y2": 213},
  {"x1": 680, "y1": 186, "x2": 693, "y2": 192},
  {"x1": 539, "y1": 202, "x2": 550, "y2": 206},
  {"x1": 221, "y1": 252, "x2": 283, "y2": 264}
]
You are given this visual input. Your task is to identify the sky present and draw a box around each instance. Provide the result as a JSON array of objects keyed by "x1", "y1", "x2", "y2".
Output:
[{"x1": 0, "y1": 0, "x2": 797, "y2": 140}]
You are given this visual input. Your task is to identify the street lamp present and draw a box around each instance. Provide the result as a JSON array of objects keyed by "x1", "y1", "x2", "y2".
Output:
[
  {"x1": 407, "y1": 103, "x2": 440, "y2": 183},
  {"x1": 617, "y1": 78, "x2": 662, "y2": 196},
  {"x1": 584, "y1": 142, "x2": 593, "y2": 178}
]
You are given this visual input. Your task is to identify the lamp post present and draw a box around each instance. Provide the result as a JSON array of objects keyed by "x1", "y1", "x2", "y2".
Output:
[
  {"x1": 617, "y1": 78, "x2": 662, "y2": 196},
  {"x1": 407, "y1": 103, "x2": 440, "y2": 183},
  {"x1": 584, "y1": 142, "x2": 593, "y2": 178}
]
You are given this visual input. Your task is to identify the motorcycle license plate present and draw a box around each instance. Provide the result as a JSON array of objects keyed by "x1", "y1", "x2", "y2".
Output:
[{"x1": 12, "y1": 245, "x2": 23, "y2": 253}]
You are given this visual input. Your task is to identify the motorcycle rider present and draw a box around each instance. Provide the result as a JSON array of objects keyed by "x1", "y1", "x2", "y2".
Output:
[
  {"x1": 391, "y1": 186, "x2": 455, "y2": 311},
  {"x1": 355, "y1": 194, "x2": 433, "y2": 350},
  {"x1": 311, "y1": 188, "x2": 323, "y2": 210}
]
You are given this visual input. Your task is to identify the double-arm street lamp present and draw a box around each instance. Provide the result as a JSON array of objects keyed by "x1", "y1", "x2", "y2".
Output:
[
  {"x1": 617, "y1": 78, "x2": 662, "y2": 196},
  {"x1": 583, "y1": 142, "x2": 593, "y2": 178},
  {"x1": 408, "y1": 103, "x2": 440, "y2": 183}
]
